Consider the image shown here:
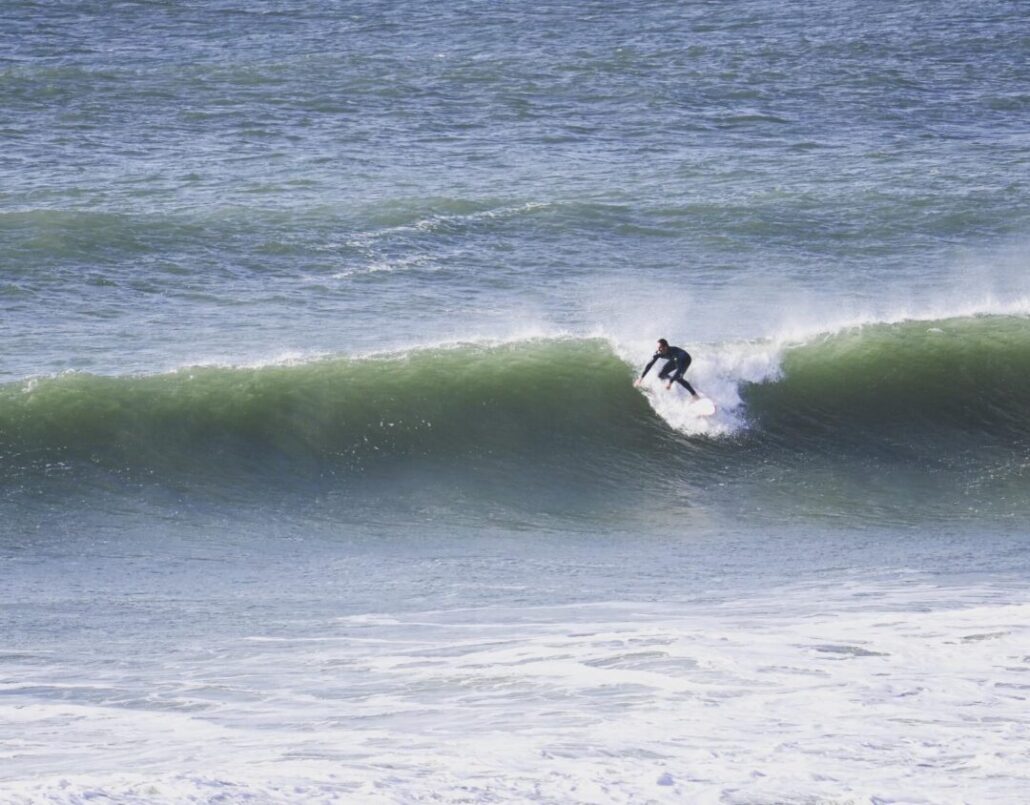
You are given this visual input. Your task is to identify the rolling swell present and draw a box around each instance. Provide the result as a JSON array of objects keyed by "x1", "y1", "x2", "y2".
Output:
[
  {"x1": 0, "y1": 340, "x2": 669, "y2": 505},
  {"x1": 2, "y1": 318, "x2": 1028, "y2": 519},
  {"x1": 729, "y1": 313, "x2": 1030, "y2": 522},
  {"x1": 744, "y1": 315, "x2": 1030, "y2": 442}
]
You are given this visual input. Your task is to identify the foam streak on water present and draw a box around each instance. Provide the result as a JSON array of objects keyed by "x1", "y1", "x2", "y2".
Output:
[{"x1": 2, "y1": 581, "x2": 1028, "y2": 803}]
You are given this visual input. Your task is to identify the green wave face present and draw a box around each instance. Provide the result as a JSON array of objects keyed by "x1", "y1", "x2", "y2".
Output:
[
  {"x1": 3, "y1": 318, "x2": 1029, "y2": 523},
  {"x1": 0, "y1": 339, "x2": 671, "y2": 515},
  {"x1": 727, "y1": 315, "x2": 1030, "y2": 525},
  {"x1": 747, "y1": 315, "x2": 1030, "y2": 438}
]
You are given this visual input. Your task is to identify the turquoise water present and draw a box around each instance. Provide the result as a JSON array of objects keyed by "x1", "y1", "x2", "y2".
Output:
[{"x1": 3, "y1": 1, "x2": 1030, "y2": 801}]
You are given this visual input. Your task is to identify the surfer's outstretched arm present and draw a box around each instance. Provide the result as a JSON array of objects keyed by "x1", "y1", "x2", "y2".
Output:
[
  {"x1": 636, "y1": 353, "x2": 659, "y2": 384},
  {"x1": 640, "y1": 356, "x2": 659, "y2": 378}
]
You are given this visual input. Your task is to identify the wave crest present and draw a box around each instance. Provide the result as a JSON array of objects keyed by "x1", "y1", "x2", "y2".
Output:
[{"x1": 3, "y1": 316, "x2": 1027, "y2": 496}]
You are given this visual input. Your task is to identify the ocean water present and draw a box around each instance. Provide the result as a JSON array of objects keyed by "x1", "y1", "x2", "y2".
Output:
[{"x1": 3, "y1": 1, "x2": 1030, "y2": 802}]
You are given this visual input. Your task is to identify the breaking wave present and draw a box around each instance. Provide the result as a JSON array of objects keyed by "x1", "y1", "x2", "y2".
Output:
[{"x1": 3, "y1": 314, "x2": 1028, "y2": 518}]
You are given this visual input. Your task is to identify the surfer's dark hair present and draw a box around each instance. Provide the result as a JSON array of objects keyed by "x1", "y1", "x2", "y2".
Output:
[{"x1": 657, "y1": 338, "x2": 669, "y2": 347}]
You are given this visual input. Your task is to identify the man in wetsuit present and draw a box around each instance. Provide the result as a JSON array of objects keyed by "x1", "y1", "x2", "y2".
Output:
[{"x1": 635, "y1": 338, "x2": 700, "y2": 398}]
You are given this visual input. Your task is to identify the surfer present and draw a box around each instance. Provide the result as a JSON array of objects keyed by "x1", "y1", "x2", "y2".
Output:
[{"x1": 635, "y1": 338, "x2": 700, "y2": 398}]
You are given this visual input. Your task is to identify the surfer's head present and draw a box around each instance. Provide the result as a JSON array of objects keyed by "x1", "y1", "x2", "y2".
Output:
[{"x1": 657, "y1": 338, "x2": 669, "y2": 354}]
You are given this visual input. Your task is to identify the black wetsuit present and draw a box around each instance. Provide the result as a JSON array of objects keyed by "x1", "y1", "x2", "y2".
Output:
[{"x1": 640, "y1": 346, "x2": 697, "y2": 395}]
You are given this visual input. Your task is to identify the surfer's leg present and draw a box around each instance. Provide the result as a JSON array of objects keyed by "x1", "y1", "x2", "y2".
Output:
[
  {"x1": 657, "y1": 359, "x2": 676, "y2": 379},
  {"x1": 670, "y1": 356, "x2": 696, "y2": 394},
  {"x1": 673, "y1": 375, "x2": 697, "y2": 395}
]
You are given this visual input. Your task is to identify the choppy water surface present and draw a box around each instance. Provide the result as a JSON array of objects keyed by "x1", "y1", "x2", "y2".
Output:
[{"x1": 2, "y1": 0, "x2": 1030, "y2": 801}]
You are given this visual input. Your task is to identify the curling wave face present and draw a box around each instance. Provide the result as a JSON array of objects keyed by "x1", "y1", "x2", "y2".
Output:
[
  {"x1": 746, "y1": 315, "x2": 1030, "y2": 437},
  {"x1": 3, "y1": 314, "x2": 1029, "y2": 522},
  {"x1": 0, "y1": 340, "x2": 670, "y2": 522}
]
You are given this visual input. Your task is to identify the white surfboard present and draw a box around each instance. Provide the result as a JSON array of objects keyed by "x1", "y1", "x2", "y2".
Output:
[
  {"x1": 638, "y1": 382, "x2": 718, "y2": 417},
  {"x1": 688, "y1": 394, "x2": 717, "y2": 417}
]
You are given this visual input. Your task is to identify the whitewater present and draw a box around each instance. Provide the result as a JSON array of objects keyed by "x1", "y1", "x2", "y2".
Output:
[
  {"x1": 5, "y1": 583, "x2": 1029, "y2": 803},
  {"x1": 3, "y1": 0, "x2": 1030, "y2": 802}
]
